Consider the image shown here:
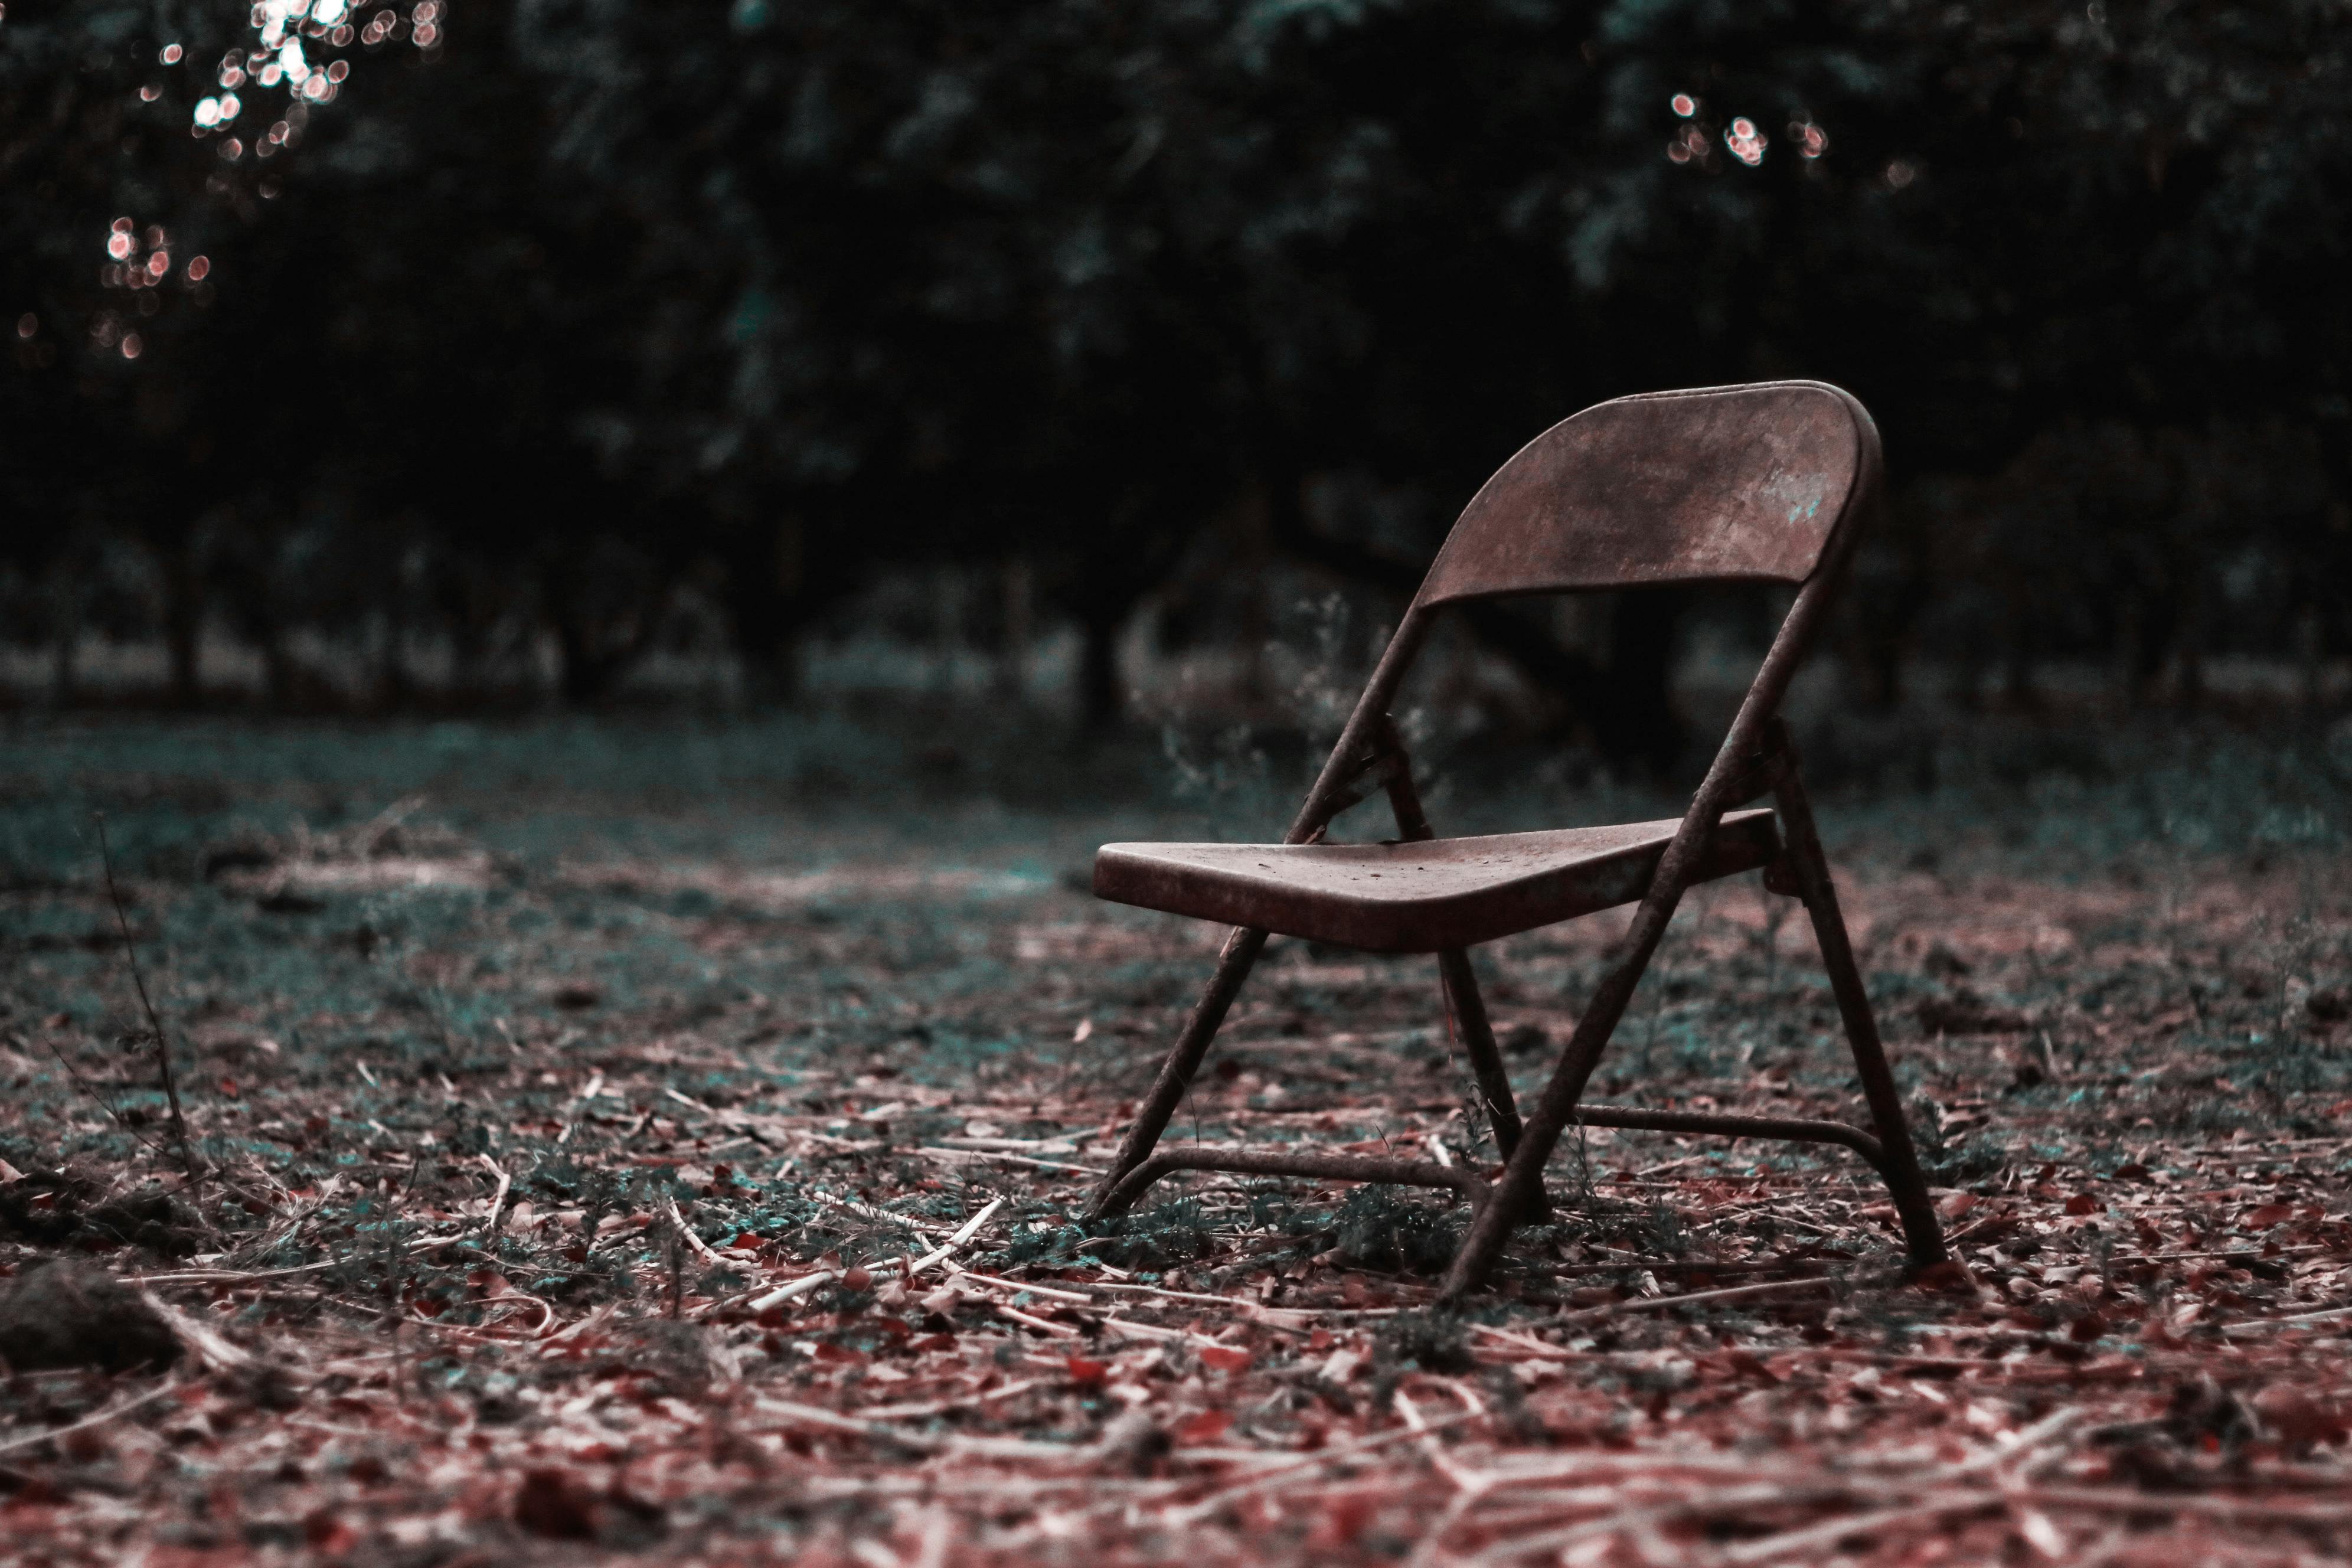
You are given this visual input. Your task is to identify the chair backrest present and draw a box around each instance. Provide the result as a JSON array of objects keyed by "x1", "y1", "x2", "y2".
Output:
[{"x1": 1414, "y1": 380, "x2": 1880, "y2": 606}]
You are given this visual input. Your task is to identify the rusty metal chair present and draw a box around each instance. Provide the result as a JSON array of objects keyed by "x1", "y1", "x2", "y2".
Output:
[{"x1": 1084, "y1": 380, "x2": 1949, "y2": 1303}]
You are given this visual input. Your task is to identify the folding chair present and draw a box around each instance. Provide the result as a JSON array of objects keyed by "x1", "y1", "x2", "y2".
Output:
[{"x1": 1084, "y1": 380, "x2": 1949, "y2": 1303}]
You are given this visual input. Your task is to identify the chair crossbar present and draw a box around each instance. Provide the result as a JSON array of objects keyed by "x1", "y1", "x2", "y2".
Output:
[
  {"x1": 1095, "y1": 1149, "x2": 1489, "y2": 1220},
  {"x1": 1094, "y1": 1108, "x2": 1887, "y2": 1221},
  {"x1": 1566, "y1": 1106, "x2": 1887, "y2": 1173}
]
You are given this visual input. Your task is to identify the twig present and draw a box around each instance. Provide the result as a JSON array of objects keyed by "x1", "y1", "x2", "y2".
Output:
[
  {"x1": 1100, "y1": 1316, "x2": 1231, "y2": 1349},
  {"x1": 0, "y1": 1380, "x2": 178, "y2": 1458},
  {"x1": 1717, "y1": 1495, "x2": 1997, "y2": 1565},
  {"x1": 745, "y1": 1270, "x2": 840, "y2": 1313},
  {"x1": 139, "y1": 1291, "x2": 254, "y2": 1373},
  {"x1": 2005, "y1": 1484, "x2": 2352, "y2": 1527},
  {"x1": 747, "y1": 1395, "x2": 943, "y2": 1453},
  {"x1": 1546, "y1": 1274, "x2": 1843, "y2": 1325},
  {"x1": 946, "y1": 1270, "x2": 1095, "y2": 1305},
  {"x1": 1394, "y1": 1387, "x2": 1487, "y2": 1492},
  {"x1": 96, "y1": 815, "x2": 202, "y2": 1206},
  {"x1": 1466, "y1": 1321, "x2": 1564, "y2": 1357},
  {"x1": 917, "y1": 1146, "x2": 1108, "y2": 1176},
  {"x1": 996, "y1": 1302, "x2": 1081, "y2": 1338},
  {"x1": 2225, "y1": 1302, "x2": 2352, "y2": 1331},
  {"x1": 807, "y1": 1186, "x2": 948, "y2": 1242},
  {"x1": 132, "y1": 1259, "x2": 343, "y2": 1286},
  {"x1": 910, "y1": 1194, "x2": 1004, "y2": 1275},
  {"x1": 480, "y1": 1153, "x2": 513, "y2": 1236},
  {"x1": 665, "y1": 1195, "x2": 726, "y2": 1266},
  {"x1": 1937, "y1": 1405, "x2": 2085, "y2": 1479},
  {"x1": 556, "y1": 1070, "x2": 602, "y2": 1145},
  {"x1": 1154, "y1": 1412, "x2": 1480, "y2": 1526},
  {"x1": 859, "y1": 1376, "x2": 1056, "y2": 1420},
  {"x1": 1466, "y1": 1482, "x2": 1869, "y2": 1567}
]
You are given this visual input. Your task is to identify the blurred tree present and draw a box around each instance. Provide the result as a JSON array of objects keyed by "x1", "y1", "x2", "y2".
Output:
[{"x1": 2, "y1": 0, "x2": 2346, "y2": 743}]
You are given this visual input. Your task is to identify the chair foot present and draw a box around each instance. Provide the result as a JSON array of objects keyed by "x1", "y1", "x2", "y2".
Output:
[
  {"x1": 1768, "y1": 737, "x2": 1952, "y2": 1270},
  {"x1": 1085, "y1": 925, "x2": 1269, "y2": 1220}
]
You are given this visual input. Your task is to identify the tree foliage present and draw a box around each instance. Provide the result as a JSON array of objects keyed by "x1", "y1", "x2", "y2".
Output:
[{"x1": 5, "y1": 0, "x2": 2347, "y2": 733}]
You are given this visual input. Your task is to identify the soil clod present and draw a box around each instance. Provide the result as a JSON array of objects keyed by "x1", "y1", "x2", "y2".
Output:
[{"x1": 0, "y1": 1261, "x2": 181, "y2": 1373}]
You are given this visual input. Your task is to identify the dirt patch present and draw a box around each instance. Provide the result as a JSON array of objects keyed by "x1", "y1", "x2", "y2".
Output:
[{"x1": 0, "y1": 1260, "x2": 181, "y2": 1373}]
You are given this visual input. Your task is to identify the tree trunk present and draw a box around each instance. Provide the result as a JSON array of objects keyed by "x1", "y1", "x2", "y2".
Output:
[
  {"x1": 718, "y1": 522, "x2": 806, "y2": 706},
  {"x1": 996, "y1": 557, "x2": 1033, "y2": 704},
  {"x1": 1077, "y1": 610, "x2": 1125, "y2": 734},
  {"x1": 262, "y1": 629, "x2": 298, "y2": 711},
  {"x1": 554, "y1": 616, "x2": 611, "y2": 707},
  {"x1": 163, "y1": 541, "x2": 202, "y2": 708},
  {"x1": 2001, "y1": 586, "x2": 2039, "y2": 711},
  {"x1": 375, "y1": 605, "x2": 411, "y2": 711},
  {"x1": 48, "y1": 569, "x2": 79, "y2": 707}
]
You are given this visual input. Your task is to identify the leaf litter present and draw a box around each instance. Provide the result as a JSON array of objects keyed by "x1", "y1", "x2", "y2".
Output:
[{"x1": 0, "y1": 718, "x2": 2347, "y2": 1564}]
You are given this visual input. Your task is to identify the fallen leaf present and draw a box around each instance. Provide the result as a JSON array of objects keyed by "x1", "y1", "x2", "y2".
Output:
[
  {"x1": 302, "y1": 1510, "x2": 357, "y2": 1554},
  {"x1": 1173, "y1": 1409, "x2": 1231, "y2": 1444},
  {"x1": 514, "y1": 1469, "x2": 598, "y2": 1540},
  {"x1": 2252, "y1": 1384, "x2": 2344, "y2": 1445}
]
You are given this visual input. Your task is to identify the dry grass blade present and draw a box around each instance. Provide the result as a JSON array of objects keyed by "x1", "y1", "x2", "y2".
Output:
[
  {"x1": 1547, "y1": 1273, "x2": 1842, "y2": 1325},
  {"x1": 911, "y1": 1194, "x2": 1004, "y2": 1274},
  {"x1": 0, "y1": 1381, "x2": 178, "y2": 1458},
  {"x1": 1717, "y1": 1494, "x2": 1997, "y2": 1565},
  {"x1": 139, "y1": 1289, "x2": 254, "y2": 1372}
]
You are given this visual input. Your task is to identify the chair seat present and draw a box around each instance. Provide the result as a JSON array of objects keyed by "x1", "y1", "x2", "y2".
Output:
[{"x1": 1096, "y1": 808, "x2": 1781, "y2": 953}]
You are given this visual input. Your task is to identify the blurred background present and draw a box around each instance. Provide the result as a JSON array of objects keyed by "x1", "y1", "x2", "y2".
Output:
[{"x1": 5, "y1": 0, "x2": 2350, "y2": 786}]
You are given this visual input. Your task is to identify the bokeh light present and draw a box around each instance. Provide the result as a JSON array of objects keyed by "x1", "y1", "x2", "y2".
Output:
[{"x1": 1726, "y1": 116, "x2": 1768, "y2": 166}]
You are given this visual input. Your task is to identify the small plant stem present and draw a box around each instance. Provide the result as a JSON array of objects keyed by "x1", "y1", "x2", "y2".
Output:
[{"x1": 96, "y1": 815, "x2": 203, "y2": 1206}]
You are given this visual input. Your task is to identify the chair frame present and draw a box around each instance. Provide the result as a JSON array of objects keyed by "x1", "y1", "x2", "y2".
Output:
[{"x1": 1083, "y1": 383, "x2": 1950, "y2": 1303}]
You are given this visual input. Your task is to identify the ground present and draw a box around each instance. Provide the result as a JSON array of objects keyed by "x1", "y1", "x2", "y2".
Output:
[{"x1": 0, "y1": 708, "x2": 2348, "y2": 1566}]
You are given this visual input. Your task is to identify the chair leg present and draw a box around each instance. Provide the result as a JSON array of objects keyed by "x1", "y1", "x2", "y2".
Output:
[
  {"x1": 1084, "y1": 924, "x2": 1269, "y2": 1220},
  {"x1": 1770, "y1": 760, "x2": 1950, "y2": 1269},
  {"x1": 1439, "y1": 926, "x2": 1662, "y2": 1302},
  {"x1": 1440, "y1": 949, "x2": 1549, "y2": 1223},
  {"x1": 1367, "y1": 717, "x2": 1533, "y2": 1172},
  {"x1": 1437, "y1": 950, "x2": 1526, "y2": 1159}
]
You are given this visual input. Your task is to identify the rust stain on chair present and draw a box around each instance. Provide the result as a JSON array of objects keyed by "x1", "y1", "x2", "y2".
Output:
[{"x1": 1096, "y1": 810, "x2": 1781, "y2": 953}]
